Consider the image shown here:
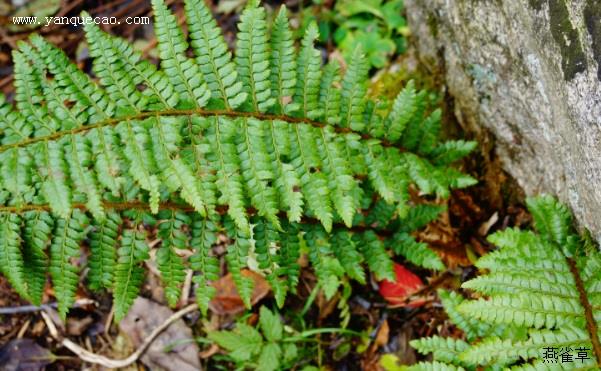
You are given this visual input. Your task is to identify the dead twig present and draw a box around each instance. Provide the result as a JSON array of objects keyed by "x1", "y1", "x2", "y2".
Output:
[
  {"x1": 0, "y1": 298, "x2": 96, "y2": 315},
  {"x1": 41, "y1": 303, "x2": 198, "y2": 369}
]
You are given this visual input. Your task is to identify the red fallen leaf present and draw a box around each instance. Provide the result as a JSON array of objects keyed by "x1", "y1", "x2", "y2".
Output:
[{"x1": 379, "y1": 263, "x2": 426, "y2": 307}]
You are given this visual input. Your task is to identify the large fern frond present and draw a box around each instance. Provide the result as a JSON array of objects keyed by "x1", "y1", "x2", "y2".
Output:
[{"x1": 0, "y1": 0, "x2": 477, "y2": 319}]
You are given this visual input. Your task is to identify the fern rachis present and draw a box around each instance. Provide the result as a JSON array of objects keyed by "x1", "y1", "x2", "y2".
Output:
[{"x1": 0, "y1": 0, "x2": 476, "y2": 320}]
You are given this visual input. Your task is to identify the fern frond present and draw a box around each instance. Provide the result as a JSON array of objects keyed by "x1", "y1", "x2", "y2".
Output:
[
  {"x1": 84, "y1": 18, "x2": 147, "y2": 113},
  {"x1": 409, "y1": 196, "x2": 601, "y2": 369},
  {"x1": 0, "y1": 0, "x2": 476, "y2": 320},
  {"x1": 386, "y1": 80, "x2": 417, "y2": 142},
  {"x1": 359, "y1": 231, "x2": 395, "y2": 282},
  {"x1": 406, "y1": 361, "x2": 465, "y2": 371},
  {"x1": 253, "y1": 219, "x2": 287, "y2": 307},
  {"x1": 267, "y1": 120, "x2": 303, "y2": 222},
  {"x1": 331, "y1": 231, "x2": 366, "y2": 284},
  {"x1": 303, "y1": 225, "x2": 343, "y2": 299},
  {"x1": 319, "y1": 60, "x2": 342, "y2": 125},
  {"x1": 238, "y1": 118, "x2": 280, "y2": 228}
]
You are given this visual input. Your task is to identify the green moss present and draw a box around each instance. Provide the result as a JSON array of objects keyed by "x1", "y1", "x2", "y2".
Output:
[
  {"x1": 427, "y1": 12, "x2": 439, "y2": 38},
  {"x1": 529, "y1": 0, "x2": 546, "y2": 11},
  {"x1": 584, "y1": 0, "x2": 601, "y2": 80},
  {"x1": 548, "y1": 0, "x2": 587, "y2": 80}
]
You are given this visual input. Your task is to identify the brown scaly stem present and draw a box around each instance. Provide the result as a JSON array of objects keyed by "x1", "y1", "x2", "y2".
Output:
[{"x1": 567, "y1": 257, "x2": 601, "y2": 366}]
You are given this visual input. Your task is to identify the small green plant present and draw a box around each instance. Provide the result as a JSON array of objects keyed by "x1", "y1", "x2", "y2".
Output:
[
  {"x1": 300, "y1": 0, "x2": 408, "y2": 68},
  {"x1": 207, "y1": 306, "x2": 356, "y2": 370},
  {"x1": 400, "y1": 196, "x2": 601, "y2": 370}
]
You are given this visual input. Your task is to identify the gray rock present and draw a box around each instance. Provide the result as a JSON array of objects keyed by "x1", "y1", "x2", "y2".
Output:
[{"x1": 405, "y1": 0, "x2": 601, "y2": 241}]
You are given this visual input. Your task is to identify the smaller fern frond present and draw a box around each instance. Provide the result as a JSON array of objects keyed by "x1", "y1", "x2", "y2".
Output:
[{"x1": 408, "y1": 196, "x2": 601, "y2": 369}]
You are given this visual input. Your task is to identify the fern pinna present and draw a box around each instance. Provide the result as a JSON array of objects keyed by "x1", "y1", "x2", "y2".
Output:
[
  {"x1": 408, "y1": 196, "x2": 601, "y2": 370},
  {"x1": 0, "y1": 0, "x2": 476, "y2": 320}
]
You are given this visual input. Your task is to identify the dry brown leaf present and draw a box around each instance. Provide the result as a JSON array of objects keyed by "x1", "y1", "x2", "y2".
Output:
[
  {"x1": 119, "y1": 298, "x2": 201, "y2": 371},
  {"x1": 374, "y1": 320, "x2": 389, "y2": 349},
  {"x1": 209, "y1": 269, "x2": 271, "y2": 315}
]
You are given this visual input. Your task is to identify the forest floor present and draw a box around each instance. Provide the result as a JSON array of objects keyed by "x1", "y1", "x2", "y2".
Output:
[{"x1": 0, "y1": 1, "x2": 532, "y2": 370}]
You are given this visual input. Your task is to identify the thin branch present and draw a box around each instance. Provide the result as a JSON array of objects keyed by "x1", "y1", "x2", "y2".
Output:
[
  {"x1": 41, "y1": 303, "x2": 198, "y2": 369},
  {"x1": 0, "y1": 298, "x2": 96, "y2": 315}
]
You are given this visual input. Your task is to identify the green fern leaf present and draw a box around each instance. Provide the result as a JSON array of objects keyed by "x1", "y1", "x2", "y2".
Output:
[
  {"x1": 88, "y1": 212, "x2": 120, "y2": 291},
  {"x1": 410, "y1": 336, "x2": 470, "y2": 365},
  {"x1": 157, "y1": 211, "x2": 188, "y2": 307},
  {"x1": 319, "y1": 60, "x2": 342, "y2": 125},
  {"x1": 185, "y1": 0, "x2": 246, "y2": 109},
  {"x1": 293, "y1": 23, "x2": 322, "y2": 119},
  {"x1": 84, "y1": 18, "x2": 146, "y2": 113},
  {"x1": 359, "y1": 231, "x2": 395, "y2": 282},
  {"x1": 114, "y1": 228, "x2": 149, "y2": 322},
  {"x1": 340, "y1": 47, "x2": 368, "y2": 131},
  {"x1": 387, "y1": 80, "x2": 417, "y2": 142},
  {"x1": 49, "y1": 210, "x2": 88, "y2": 319},
  {"x1": 0, "y1": 213, "x2": 29, "y2": 301},
  {"x1": 269, "y1": 6, "x2": 296, "y2": 113},
  {"x1": 225, "y1": 219, "x2": 254, "y2": 308},
  {"x1": 235, "y1": 0, "x2": 275, "y2": 112},
  {"x1": 189, "y1": 216, "x2": 219, "y2": 314},
  {"x1": 391, "y1": 232, "x2": 445, "y2": 271},
  {"x1": 331, "y1": 231, "x2": 366, "y2": 284},
  {"x1": 151, "y1": 0, "x2": 210, "y2": 108},
  {"x1": 23, "y1": 211, "x2": 52, "y2": 304}
]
